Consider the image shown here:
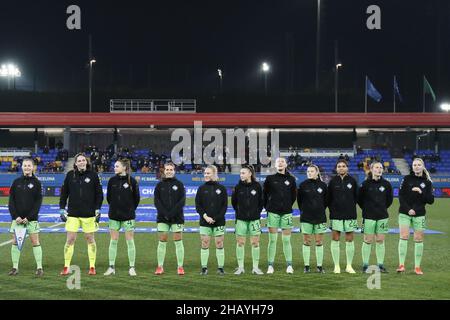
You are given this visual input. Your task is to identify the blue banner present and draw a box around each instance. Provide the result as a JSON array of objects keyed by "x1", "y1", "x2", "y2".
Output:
[{"x1": 1, "y1": 173, "x2": 450, "y2": 189}]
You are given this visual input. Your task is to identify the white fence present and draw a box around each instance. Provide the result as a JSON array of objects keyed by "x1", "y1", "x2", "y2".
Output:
[{"x1": 110, "y1": 99, "x2": 196, "y2": 113}]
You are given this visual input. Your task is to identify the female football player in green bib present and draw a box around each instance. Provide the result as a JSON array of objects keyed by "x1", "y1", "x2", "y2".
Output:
[
  {"x1": 263, "y1": 157, "x2": 297, "y2": 274},
  {"x1": 196, "y1": 165, "x2": 228, "y2": 275},
  {"x1": 327, "y1": 160, "x2": 358, "y2": 274},
  {"x1": 8, "y1": 158, "x2": 43, "y2": 276},
  {"x1": 397, "y1": 158, "x2": 434, "y2": 275},
  {"x1": 154, "y1": 162, "x2": 186, "y2": 275},
  {"x1": 297, "y1": 165, "x2": 328, "y2": 273},
  {"x1": 231, "y1": 165, "x2": 264, "y2": 275},
  {"x1": 358, "y1": 162, "x2": 393, "y2": 273},
  {"x1": 104, "y1": 159, "x2": 140, "y2": 276}
]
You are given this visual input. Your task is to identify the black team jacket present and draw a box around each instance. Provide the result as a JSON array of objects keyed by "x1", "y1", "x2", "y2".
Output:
[
  {"x1": 196, "y1": 181, "x2": 228, "y2": 228},
  {"x1": 263, "y1": 172, "x2": 297, "y2": 214},
  {"x1": 399, "y1": 173, "x2": 434, "y2": 217},
  {"x1": 107, "y1": 174, "x2": 140, "y2": 221},
  {"x1": 327, "y1": 174, "x2": 358, "y2": 220},
  {"x1": 357, "y1": 177, "x2": 393, "y2": 220},
  {"x1": 59, "y1": 169, "x2": 103, "y2": 218},
  {"x1": 9, "y1": 175, "x2": 43, "y2": 221},
  {"x1": 231, "y1": 180, "x2": 263, "y2": 221},
  {"x1": 297, "y1": 178, "x2": 328, "y2": 224},
  {"x1": 154, "y1": 177, "x2": 186, "y2": 224}
]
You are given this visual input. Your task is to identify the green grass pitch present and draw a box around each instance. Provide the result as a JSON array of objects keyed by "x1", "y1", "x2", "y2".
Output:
[{"x1": 0, "y1": 197, "x2": 449, "y2": 300}]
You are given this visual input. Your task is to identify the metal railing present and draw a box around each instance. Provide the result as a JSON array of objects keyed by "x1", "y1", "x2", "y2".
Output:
[{"x1": 110, "y1": 99, "x2": 196, "y2": 113}]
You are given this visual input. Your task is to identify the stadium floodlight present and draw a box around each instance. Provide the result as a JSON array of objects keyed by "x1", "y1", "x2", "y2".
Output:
[
  {"x1": 440, "y1": 103, "x2": 450, "y2": 112},
  {"x1": 217, "y1": 69, "x2": 223, "y2": 93},
  {"x1": 1, "y1": 63, "x2": 21, "y2": 90},
  {"x1": 335, "y1": 63, "x2": 343, "y2": 113},
  {"x1": 89, "y1": 58, "x2": 96, "y2": 113},
  {"x1": 261, "y1": 62, "x2": 270, "y2": 96},
  {"x1": 0, "y1": 64, "x2": 21, "y2": 77}
]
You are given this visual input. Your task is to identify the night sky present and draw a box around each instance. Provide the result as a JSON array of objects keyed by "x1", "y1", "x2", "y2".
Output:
[{"x1": 0, "y1": 0, "x2": 449, "y2": 112}]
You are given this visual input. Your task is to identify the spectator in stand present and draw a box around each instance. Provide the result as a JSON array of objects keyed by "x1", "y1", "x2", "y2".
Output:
[
  {"x1": 43, "y1": 146, "x2": 49, "y2": 154},
  {"x1": 56, "y1": 141, "x2": 64, "y2": 150},
  {"x1": 358, "y1": 161, "x2": 364, "y2": 171},
  {"x1": 141, "y1": 165, "x2": 150, "y2": 173}
]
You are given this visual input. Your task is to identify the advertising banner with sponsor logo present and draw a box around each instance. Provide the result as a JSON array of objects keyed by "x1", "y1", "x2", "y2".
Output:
[{"x1": 1, "y1": 173, "x2": 450, "y2": 197}]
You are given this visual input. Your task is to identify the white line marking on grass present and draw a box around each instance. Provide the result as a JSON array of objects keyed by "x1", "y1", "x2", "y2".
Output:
[{"x1": 0, "y1": 222, "x2": 64, "y2": 247}]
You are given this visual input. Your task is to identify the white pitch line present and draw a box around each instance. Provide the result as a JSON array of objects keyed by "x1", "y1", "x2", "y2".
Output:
[{"x1": 0, "y1": 222, "x2": 64, "y2": 247}]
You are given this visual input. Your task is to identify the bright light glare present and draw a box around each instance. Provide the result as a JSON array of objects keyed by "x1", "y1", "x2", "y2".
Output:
[
  {"x1": 0, "y1": 63, "x2": 21, "y2": 77},
  {"x1": 440, "y1": 103, "x2": 450, "y2": 112}
]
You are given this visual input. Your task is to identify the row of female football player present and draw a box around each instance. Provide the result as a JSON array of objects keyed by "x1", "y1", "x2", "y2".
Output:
[{"x1": 7, "y1": 154, "x2": 433, "y2": 277}]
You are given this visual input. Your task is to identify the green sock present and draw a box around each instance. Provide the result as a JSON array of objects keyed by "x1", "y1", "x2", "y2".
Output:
[
  {"x1": 362, "y1": 242, "x2": 372, "y2": 265},
  {"x1": 331, "y1": 240, "x2": 340, "y2": 266},
  {"x1": 398, "y1": 238, "x2": 408, "y2": 265},
  {"x1": 33, "y1": 245, "x2": 43, "y2": 269},
  {"x1": 108, "y1": 239, "x2": 118, "y2": 266},
  {"x1": 267, "y1": 233, "x2": 278, "y2": 265},
  {"x1": 376, "y1": 242, "x2": 385, "y2": 265},
  {"x1": 346, "y1": 241, "x2": 355, "y2": 266},
  {"x1": 157, "y1": 241, "x2": 167, "y2": 267},
  {"x1": 88, "y1": 243, "x2": 97, "y2": 268},
  {"x1": 236, "y1": 244, "x2": 245, "y2": 269},
  {"x1": 252, "y1": 245, "x2": 260, "y2": 269},
  {"x1": 174, "y1": 240, "x2": 184, "y2": 267},
  {"x1": 414, "y1": 241, "x2": 424, "y2": 268},
  {"x1": 216, "y1": 248, "x2": 225, "y2": 268},
  {"x1": 11, "y1": 245, "x2": 21, "y2": 269},
  {"x1": 302, "y1": 244, "x2": 311, "y2": 266},
  {"x1": 201, "y1": 248, "x2": 209, "y2": 268},
  {"x1": 126, "y1": 239, "x2": 136, "y2": 268},
  {"x1": 282, "y1": 234, "x2": 292, "y2": 265},
  {"x1": 315, "y1": 245, "x2": 324, "y2": 267}
]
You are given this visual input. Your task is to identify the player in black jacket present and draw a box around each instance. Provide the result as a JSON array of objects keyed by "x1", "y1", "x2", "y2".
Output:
[
  {"x1": 59, "y1": 153, "x2": 103, "y2": 276},
  {"x1": 397, "y1": 158, "x2": 434, "y2": 275},
  {"x1": 231, "y1": 165, "x2": 264, "y2": 275},
  {"x1": 297, "y1": 165, "x2": 328, "y2": 274},
  {"x1": 154, "y1": 162, "x2": 186, "y2": 275},
  {"x1": 327, "y1": 159, "x2": 358, "y2": 274},
  {"x1": 8, "y1": 158, "x2": 43, "y2": 276},
  {"x1": 104, "y1": 159, "x2": 140, "y2": 277},
  {"x1": 196, "y1": 165, "x2": 228, "y2": 275},
  {"x1": 263, "y1": 157, "x2": 297, "y2": 274},
  {"x1": 358, "y1": 162, "x2": 393, "y2": 273}
]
